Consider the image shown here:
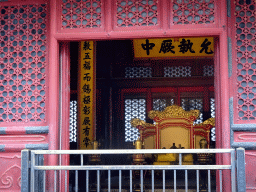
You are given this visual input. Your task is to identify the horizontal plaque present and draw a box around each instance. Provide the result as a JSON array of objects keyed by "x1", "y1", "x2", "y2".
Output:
[{"x1": 133, "y1": 37, "x2": 214, "y2": 58}]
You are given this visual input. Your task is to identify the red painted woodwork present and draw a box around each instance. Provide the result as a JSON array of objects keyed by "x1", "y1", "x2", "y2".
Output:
[
  {"x1": 234, "y1": 132, "x2": 256, "y2": 142},
  {"x1": 114, "y1": 0, "x2": 159, "y2": 30},
  {"x1": 172, "y1": 0, "x2": 215, "y2": 25},
  {"x1": 245, "y1": 151, "x2": 256, "y2": 191},
  {"x1": 0, "y1": 153, "x2": 21, "y2": 191},
  {"x1": 59, "y1": 0, "x2": 104, "y2": 31},
  {"x1": 230, "y1": 0, "x2": 256, "y2": 123},
  {"x1": 0, "y1": 1, "x2": 49, "y2": 124},
  {"x1": 0, "y1": 0, "x2": 236, "y2": 191},
  {"x1": 56, "y1": 0, "x2": 220, "y2": 34}
]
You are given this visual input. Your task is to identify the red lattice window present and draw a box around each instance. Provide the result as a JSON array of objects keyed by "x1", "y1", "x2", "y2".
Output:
[
  {"x1": 153, "y1": 98, "x2": 175, "y2": 111},
  {"x1": 164, "y1": 66, "x2": 191, "y2": 77},
  {"x1": 125, "y1": 98, "x2": 146, "y2": 142},
  {"x1": 181, "y1": 98, "x2": 203, "y2": 124},
  {"x1": 115, "y1": 0, "x2": 158, "y2": 28},
  {"x1": 233, "y1": 0, "x2": 256, "y2": 120},
  {"x1": 0, "y1": 4, "x2": 48, "y2": 122},
  {"x1": 61, "y1": 0, "x2": 103, "y2": 29},
  {"x1": 125, "y1": 67, "x2": 152, "y2": 78},
  {"x1": 172, "y1": 0, "x2": 215, "y2": 25},
  {"x1": 203, "y1": 65, "x2": 214, "y2": 76},
  {"x1": 69, "y1": 100, "x2": 77, "y2": 142}
]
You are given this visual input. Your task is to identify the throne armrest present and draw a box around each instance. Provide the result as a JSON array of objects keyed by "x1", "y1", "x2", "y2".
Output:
[
  {"x1": 193, "y1": 118, "x2": 215, "y2": 149},
  {"x1": 130, "y1": 118, "x2": 156, "y2": 142}
]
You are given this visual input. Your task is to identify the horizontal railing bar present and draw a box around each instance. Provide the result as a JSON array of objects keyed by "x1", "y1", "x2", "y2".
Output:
[
  {"x1": 34, "y1": 165, "x2": 232, "y2": 170},
  {"x1": 31, "y1": 149, "x2": 234, "y2": 155}
]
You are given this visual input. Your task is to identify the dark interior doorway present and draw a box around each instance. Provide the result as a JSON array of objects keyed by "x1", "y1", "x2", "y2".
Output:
[
  {"x1": 69, "y1": 40, "x2": 215, "y2": 150},
  {"x1": 67, "y1": 40, "x2": 216, "y2": 191}
]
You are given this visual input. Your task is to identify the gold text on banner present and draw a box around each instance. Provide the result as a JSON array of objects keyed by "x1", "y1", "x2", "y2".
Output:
[
  {"x1": 133, "y1": 37, "x2": 214, "y2": 58},
  {"x1": 79, "y1": 41, "x2": 94, "y2": 149}
]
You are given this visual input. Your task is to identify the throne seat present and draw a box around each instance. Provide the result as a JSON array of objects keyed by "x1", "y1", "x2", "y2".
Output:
[{"x1": 131, "y1": 105, "x2": 215, "y2": 165}]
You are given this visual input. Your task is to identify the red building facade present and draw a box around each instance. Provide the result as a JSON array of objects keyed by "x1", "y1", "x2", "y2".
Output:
[{"x1": 0, "y1": 0, "x2": 256, "y2": 191}]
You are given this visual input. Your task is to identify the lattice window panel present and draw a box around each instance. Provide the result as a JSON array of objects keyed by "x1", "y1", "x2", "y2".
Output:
[
  {"x1": 164, "y1": 66, "x2": 191, "y2": 77},
  {"x1": 234, "y1": 0, "x2": 256, "y2": 120},
  {"x1": 203, "y1": 65, "x2": 214, "y2": 76},
  {"x1": 69, "y1": 100, "x2": 77, "y2": 142},
  {"x1": 153, "y1": 98, "x2": 175, "y2": 111},
  {"x1": 210, "y1": 97, "x2": 215, "y2": 118},
  {"x1": 125, "y1": 67, "x2": 152, "y2": 78},
  {"x1": 181, "y1": 98, "x2": 203, "y2": 124},
  {"x1": 125, "y1": 98, "x2": 146, "y2": 142},
  {"x1": 0, "y1": 4, "x2": 47, "y2": 122},
  {"x1": 172, "y1": 0, "x2": 215, "y2": 25},
  {"x1": 116, "y1": 0, "x2": 158, "y2": 27},
  {"x1": 210, "y1": 97, "x2": 215, "y2": 141},
  {"x1": 211, "y1": 127, "x2": 215, "y2": 141},
  {"x1": 61, "y1": 0, "x2": 102, "y2": 29}
]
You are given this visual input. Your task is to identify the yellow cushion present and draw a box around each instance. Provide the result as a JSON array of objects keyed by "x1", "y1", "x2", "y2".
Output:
[
  {"x1": 157, "y1": 153, "x2": 176, "y2": 162},
  {"x1": 182, "y1": 161, "x2": 194, "y2": 165},
  {"x1": 183, "y1": 154, "x2": 193, "y2": 162},
  {"x1": 153, "y1": 161, "x2": 171, "y2": 165}
]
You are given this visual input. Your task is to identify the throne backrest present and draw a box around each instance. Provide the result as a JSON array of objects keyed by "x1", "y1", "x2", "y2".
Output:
[
  {"x1": 131, "y1": 105, "x2": 214, "y2": 149},
  {"x1": 148, "y1": 105, "x2": 199, "y2": 149}
]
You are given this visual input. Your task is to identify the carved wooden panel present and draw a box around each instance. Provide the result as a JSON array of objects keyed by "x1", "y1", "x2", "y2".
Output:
[
  {"x1": 0, "y1": 153, "x2": 21, "y2": 191},
  {"x1": 245, "y1": 151, "x2": 256, "y2": 190},
  {"x1": 0, "y1": 3, "x2": 48, "y2": 123},
  {"x1": 231, "y1": 0, "x2": 256, "y2": 122},
  {"x1": 234, "y1": 132, "x2": 256, "y2": 142}
]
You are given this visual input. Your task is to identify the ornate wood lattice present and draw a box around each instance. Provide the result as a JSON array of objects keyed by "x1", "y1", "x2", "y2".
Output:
[
  {"x1": 69, "y1": 100, "x2": 77, "y2": 142},
  {"x1": 125, "y1": 98, "x2": 146, "y2": 142},
  {"x1": 115, "y1": 0, "x2": 158, "y2": 27},
  {"x1": 61, "y1": 0, "x2": 103, "y2": 29},
  {"x1": 0, "y1": 4, "x2": 48, "y2": 122},
  {"x1": 172, "y1": 0, "x2": 215, "y2": 25},
  {"x1": 58, "y1": 0, "x2": 219, "y2": 32},
  {"x1": 164, "y1": 66, "x2": 192, "y2": 77},
  {"x1": 233, "y1": 0, "x2": 256, "y2": 120},
  {"x1": 125, "y1": 67, "x2": 152, "y2": 78}
]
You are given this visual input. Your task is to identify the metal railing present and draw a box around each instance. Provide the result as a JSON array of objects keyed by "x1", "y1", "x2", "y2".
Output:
[{"x1": 21, "y1": 148, "x2": 246, "y2": 192}]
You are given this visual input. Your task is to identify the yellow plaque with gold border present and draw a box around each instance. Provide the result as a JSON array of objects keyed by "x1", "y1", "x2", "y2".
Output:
[{"x1": 133, "y1": 37, "x2": 214, "y2": 58}]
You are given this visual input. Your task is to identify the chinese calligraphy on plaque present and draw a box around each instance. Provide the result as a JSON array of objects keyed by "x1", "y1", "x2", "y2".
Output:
[
  {"x1": 133, "y1": 37, "x2": 214, "y2": 58},
  {"x1": 79, "y1": 41, "x2": 94, "y2": 149}
]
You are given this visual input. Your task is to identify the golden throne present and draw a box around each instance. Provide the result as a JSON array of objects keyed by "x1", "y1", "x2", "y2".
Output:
[{"x1": 131, "y1": 105, "x2": 215, "y2": 165}]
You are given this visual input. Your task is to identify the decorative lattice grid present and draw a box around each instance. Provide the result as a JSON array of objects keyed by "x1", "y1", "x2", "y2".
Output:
[
  {"x1": 203, "y1": 65, "x2": 214, "y2": 76},
  {"x1": 172, "y1": 0, "x2": 215, "y2": 25},
  {"x1": 181, "y1": 98, "x2": 203, "y2": 124},
  {"x1": 211, "y1": 127, "x2": 215, "y2": 141},
  {"x1": 0, "y1": 4, "x2": 47, "y2": 122},
  {"x1": 116, "y1": 0, "x2": 158, "y2": 27},
  {"x1": 125, "y1": 67, "x2": 152, "y2": 78},
  {"x1": 234, "y1": 0, "x2": 256, "y2": 120},
  {"x1": 125, "y1": 98, "x2": 146, "y2": 142},
  {"x1": 164, "y1": 66, "x2": 191, "y2": 77},
  {"x1": 69, "y1": 100, "x2": 77, "y2": 142},
  {"x1": 210, "y1": 97, "x2": 215, "y2": 118},
  {"x1": 153, "y1": 98, "x2": 175, "y2": 111},
  {"x1": 61, "y1": 0, "x2": 102, "y2": 29},
  {"x1": 210, "y1": 97, "x2": 215, "y2": 141}
]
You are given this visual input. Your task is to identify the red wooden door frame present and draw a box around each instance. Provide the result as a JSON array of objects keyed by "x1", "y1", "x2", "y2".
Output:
[
  {"x1": 58, "y1": 34, "x2": 230, "y2": 189},
  {"x1": 59, "y1": 37, "x2": 229, "y2": 191},
  {"x1": 55, "y1": 2, "x2": 229, "y2": 191}
]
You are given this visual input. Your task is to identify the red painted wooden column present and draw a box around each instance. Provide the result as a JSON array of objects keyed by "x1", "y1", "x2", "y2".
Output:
[
  {"x1": 229, "y1": 0, "x2": 256, "y2": 191},
  {"x1": 0, "y1": 0, "x2": 50, "y2": 191}
]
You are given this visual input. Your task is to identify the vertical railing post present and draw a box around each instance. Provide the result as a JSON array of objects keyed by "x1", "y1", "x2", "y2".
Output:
[
  {"x1": 236, "y1": 148, "x2": 246, "y2": 192},
  {"x1": 231, "y1": 149, "x2": 236, "y2": 192},
  {"x1": 30, "y1": 151, "x2": 35, "y2": 192},
  {"x1": 21, "y1": 149, "x2": 31, "y2": 192}
]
